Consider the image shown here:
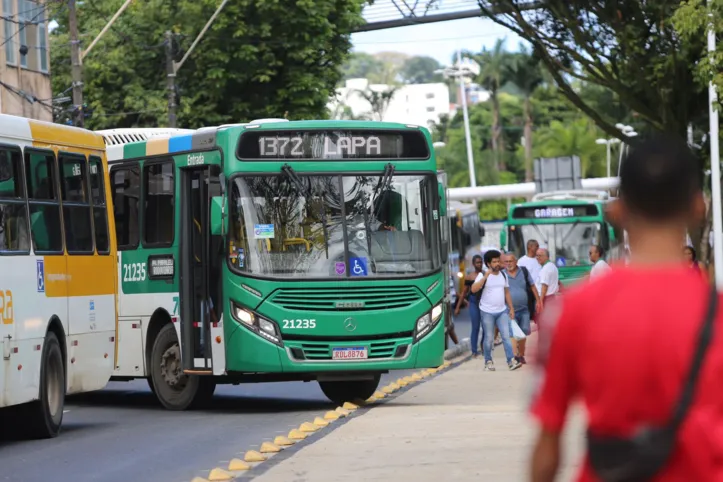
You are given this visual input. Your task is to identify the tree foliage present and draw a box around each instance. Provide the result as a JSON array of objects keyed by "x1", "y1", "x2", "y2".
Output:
[
  {"x1": 477, "y1": 0, "x2": 708, "y2": 140},
  {"x1": 50, "y1": 0, "x2": 366, "y2": 129}
]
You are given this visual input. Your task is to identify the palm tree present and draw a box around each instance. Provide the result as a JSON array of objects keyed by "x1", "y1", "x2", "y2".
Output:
[
  {"x1": 505, "y1": 44, "x2": 544, "y2": 182},
  {"x1": 471, "y1": 39, "x2": 510, "y2": 171},
  {"x1": 534, "y1": 118, "x2": 605, "y2": 177},
  {"x1": 356, "y1": 86, "x2": 398, "y2": 121}
]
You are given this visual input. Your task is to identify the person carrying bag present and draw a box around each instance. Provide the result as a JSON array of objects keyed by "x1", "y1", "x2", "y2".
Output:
[{"x1": 586, "y1": 283, "x2": 717, "y2": 482}]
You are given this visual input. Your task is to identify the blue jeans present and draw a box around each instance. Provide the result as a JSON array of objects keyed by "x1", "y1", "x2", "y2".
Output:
[
  {"x1": 512, "y1": 308, "x2": 531, "y2": 336},
  {"x1": 469, "y1": 303, "x2": 482, "y2": 355},
  {"x1": 481, "y1": 310, "x2": 515, "y2": 363}
]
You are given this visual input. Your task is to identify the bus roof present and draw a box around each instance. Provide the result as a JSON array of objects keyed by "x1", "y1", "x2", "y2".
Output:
[
  {"x1": 0, "y1": 113, "x2": 106, "y2": 150},
  {"x1": 102, "y1": 120, "x2": 431, "y2": 162}
]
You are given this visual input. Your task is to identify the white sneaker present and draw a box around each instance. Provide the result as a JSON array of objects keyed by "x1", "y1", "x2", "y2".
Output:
[
  {"x1": 508, "y1": 359, "x2": 522, "y2": 371},
  {"x1": 484, "y1": 360, "x2": 495, "y2": 371}
]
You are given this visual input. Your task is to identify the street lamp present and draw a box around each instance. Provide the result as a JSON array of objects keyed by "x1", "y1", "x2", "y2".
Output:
[
  {"x1": 614, "y1": 124, "x2": 638, "y2": 177},
  {"x1": 435, "y1": 52, "x2": 480, "y2": 190},
  {"x1": 595, "y1": 137, "x2": 621, "y2": 178}
]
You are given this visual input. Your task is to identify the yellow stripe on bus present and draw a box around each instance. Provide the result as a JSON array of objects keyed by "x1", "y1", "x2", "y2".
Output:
[
  {"x1": 42, "y1": 255, "x2": 116, "y2": 298},
  {"x1": 27, "y1": 120, "x2": 106, "y2": 150}
]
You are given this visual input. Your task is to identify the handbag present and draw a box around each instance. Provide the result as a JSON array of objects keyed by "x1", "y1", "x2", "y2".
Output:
[
  {"x1": 521, "y1": 266, "x2": 536, "y2": 316},
  {"x1": 510, "y1": 318, "x2": 527, "y2": 340},
  {"x1": 586, "y1": 283, "x2": 718, "y2": 482}
]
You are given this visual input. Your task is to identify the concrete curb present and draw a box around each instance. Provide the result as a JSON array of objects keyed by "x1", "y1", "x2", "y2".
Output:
[{"x1": 443, "y1": 337, "x2": 471, "y2": 360}]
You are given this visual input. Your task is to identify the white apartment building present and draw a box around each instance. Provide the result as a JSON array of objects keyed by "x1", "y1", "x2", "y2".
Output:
[{"x1": 329, "y1": 78, "x2": 451, "y2": 131}]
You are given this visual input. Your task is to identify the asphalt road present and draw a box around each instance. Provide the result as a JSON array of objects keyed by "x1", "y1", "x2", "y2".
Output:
[{"x1": 0, "y1": 311, "x2": 471, "y2": 482}]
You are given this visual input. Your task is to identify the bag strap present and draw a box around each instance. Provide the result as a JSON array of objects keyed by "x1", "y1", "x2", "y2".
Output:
[
  {"x1": 521, "y1": 266, "x2": 531, "y2": 285},
  {"x1": 669, "y1": 283, "x2": 718, "y2": 431}
]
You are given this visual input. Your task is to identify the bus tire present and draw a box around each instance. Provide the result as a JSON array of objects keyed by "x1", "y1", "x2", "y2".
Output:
[
  {"x1": 23, "y1": 331, "x2": 65, "y2": 439},
  {"x1": 150, "y1": 324, "x2": 215, "y2": 410},
  {"x1": 318, "y1": 374, "x2": 381, "y2": 405}
]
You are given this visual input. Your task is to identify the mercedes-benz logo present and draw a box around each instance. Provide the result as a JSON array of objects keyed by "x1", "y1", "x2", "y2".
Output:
[{"x1": 343, "y1": 317, "x2": 357, "y2": 332}]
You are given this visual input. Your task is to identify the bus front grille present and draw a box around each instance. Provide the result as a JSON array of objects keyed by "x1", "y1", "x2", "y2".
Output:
[
  {"x1": 269, "y1": 286, "x2": 422, "y2": 312},
  {"x1": 295, "y1": 340, "x2": 407, "y2": 361}
]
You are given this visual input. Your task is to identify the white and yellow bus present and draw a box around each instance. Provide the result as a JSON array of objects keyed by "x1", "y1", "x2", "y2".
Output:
[{"x1": 0, "y1": 114, "x2": 117, "y2": 438}]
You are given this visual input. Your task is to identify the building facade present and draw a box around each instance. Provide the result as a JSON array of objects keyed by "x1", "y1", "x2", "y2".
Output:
[
  {"x1": 329, "y1": 78, "x2": 450, "y2": 131},
  {"x1": 0, "y1": 0, "x2": 51, "y2": 122}
]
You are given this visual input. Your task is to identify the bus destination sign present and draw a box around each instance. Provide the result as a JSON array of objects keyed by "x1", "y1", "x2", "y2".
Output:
[
  {"x1": 512, "y1": 204, "x2": 599, "y2": 220},
  {"x1": 236, "y1": 129, "x2": 430, "y2": 161}
]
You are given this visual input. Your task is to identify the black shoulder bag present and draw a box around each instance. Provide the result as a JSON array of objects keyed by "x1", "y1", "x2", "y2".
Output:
[
  {"x1": 587, "y1": 284, "x2": 718, "y2": 482},
  {"x1": 520, "y1": 266, "x2": 536, "y2": 317}
]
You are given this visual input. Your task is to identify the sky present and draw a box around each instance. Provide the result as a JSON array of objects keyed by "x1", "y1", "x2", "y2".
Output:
[{"x1": 351, "y1": 17, "x2": 527, "y2": 65}]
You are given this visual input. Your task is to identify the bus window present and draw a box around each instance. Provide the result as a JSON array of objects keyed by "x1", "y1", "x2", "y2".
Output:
[
  {"x1": 111, "y1": 164, "x2": 140, "y2": 250},
  {"x1": 0, "y1": 146, "x2": 29, "y2": 252},
  {"x1": 89, "y1": 156, "x2": 110, "y2": 254},
  {"x1": 143, "y1": 160, "x2": 174, "y2": 247},
  {"x1": 59, "y1": 153, "x2": 93, "y2": 254},
  {"x1": 25, "y1": 149, "x2": 63, "y2": 253}
]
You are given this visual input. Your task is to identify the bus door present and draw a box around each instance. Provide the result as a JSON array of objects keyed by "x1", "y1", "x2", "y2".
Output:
[{"x1": 178, "y1": 165, "x2": 223, "y2": 373}]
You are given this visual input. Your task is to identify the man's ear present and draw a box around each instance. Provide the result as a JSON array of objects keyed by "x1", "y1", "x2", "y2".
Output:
[{"x1": 605, "y1": 199, "x2": 624, "y2": 229}]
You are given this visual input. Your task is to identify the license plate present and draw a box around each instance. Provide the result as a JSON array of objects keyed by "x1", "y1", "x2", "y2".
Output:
[{"x1": 332, "y1": 347, "x2": 368, "y2": 360}]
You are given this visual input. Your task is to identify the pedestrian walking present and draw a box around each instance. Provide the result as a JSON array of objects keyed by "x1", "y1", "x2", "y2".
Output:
[
  {"x1": 529, "y1": 135, "x2": 722, "y2": 482},
  {"x1": 588, "y1": 244, "x2": 611, "y2": 280},
  {"x1": 534, "y1": 247, "x2": 559, "y2": 303},
  {"x1": 684, "y1": 245, "x2": 706, "y2": 276},
  {"x1": 454, "y1": 255, "x2": 484, "y2": 358},
  {"x1": 470, "y1": 249, "x2": 521, "y2": 371},
  {"x1": 502, "y1": 252, "x2": 542, "y2": 365},
  {"x1": 518, "y1": 239, "x2": 542, "y2": 283}
]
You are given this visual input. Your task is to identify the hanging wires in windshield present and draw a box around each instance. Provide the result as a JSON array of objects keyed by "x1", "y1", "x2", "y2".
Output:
[
  {"x1": 280, "y1": 164, "x2": 330, "y2": 258},
  {"x1": 372, "y1": 163, "x2": 396, "y2": 222}
]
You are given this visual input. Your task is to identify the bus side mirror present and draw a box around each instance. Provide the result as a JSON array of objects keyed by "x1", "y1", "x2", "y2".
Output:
[
  {"x1": 210, "y1": 196, "x2": 226, "y2": 236},
  {"x1": 438, "y1": 182, "x2": 446, "y2": 217},
  {"x1": 500, "y1": 223, "x2": 508, "y2": 249},
  {"x1": 440, "y1": 240, "x2": 449, "y2": 263}
]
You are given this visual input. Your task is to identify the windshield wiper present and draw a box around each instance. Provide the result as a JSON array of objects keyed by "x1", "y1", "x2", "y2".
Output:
[{"x1": 281, "y1": 164, "x2": 311, "y2": 198}]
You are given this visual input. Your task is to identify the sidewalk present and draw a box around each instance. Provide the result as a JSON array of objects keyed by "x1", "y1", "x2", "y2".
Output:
[{"x1": 252, "y1": 336, "x2": 586, "y2": 482}]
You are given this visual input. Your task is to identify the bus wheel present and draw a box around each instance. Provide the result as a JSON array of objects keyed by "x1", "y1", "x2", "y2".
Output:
[
  {"x1": 318, "y1": 374, "x2": 381, "y2": 405},
  {"x1": 23, "y1": 331, "x2": 65, "y2": 439},
  {"x1": 150, "y1": 324, "x2": 216, "y2": 410}
]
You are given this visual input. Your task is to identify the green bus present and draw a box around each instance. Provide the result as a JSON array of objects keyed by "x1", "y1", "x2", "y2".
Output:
[
  {"x1": 100, "y1": 120, "x2": 448, "y2": 409},
  {"x1": 500, "y1": 190, "x2": 622, "y2": 284}
]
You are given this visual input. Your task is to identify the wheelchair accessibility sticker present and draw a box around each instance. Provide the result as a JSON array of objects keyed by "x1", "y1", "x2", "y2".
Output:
[{"x1": 349, "y1": 257, "x2": 368, "y2": 277}]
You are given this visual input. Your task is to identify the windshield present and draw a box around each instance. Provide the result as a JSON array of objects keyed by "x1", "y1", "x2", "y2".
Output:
[
  {"x1": 509, "y1": 222, "x2": 602, "y2": 267},
  {"x1": 228, "y1": 173, "x2": 440, "y2": 278}
]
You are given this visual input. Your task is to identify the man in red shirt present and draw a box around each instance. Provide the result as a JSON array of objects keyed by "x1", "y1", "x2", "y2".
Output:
[{"x1": 528, "y1": 135, "x2": 720, "y2": 481}]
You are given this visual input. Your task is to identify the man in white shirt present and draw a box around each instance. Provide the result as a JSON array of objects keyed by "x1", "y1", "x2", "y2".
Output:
[
  {"x1": 535, "y1": 247, "x2": 559, "y2": 299},
  {"x1": 470, "y1": 249, "x2": 522, "y2": 372},
  {"x1": 518, "y1": 239, "x2": 542, "y2": 283},
  {"x1": 589, "y1": 244, "x2": 612, "y2": 280}
]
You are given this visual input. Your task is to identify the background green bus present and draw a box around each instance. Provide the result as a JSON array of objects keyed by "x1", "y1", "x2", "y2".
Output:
[
  {"x1": 102, "y1": 120, "x2": 448, "y2": 410},
  {"x1": 500, "y1": 190, "x2": 622, "y2": 284}
]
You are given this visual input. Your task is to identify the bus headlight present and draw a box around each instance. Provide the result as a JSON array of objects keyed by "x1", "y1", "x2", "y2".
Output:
[
  {"x1": 231, "y1": 301, "x2": 282, "y2": 346},
  {"x1": 414, "y1": 303, "x2": 443, "y2": 342}
]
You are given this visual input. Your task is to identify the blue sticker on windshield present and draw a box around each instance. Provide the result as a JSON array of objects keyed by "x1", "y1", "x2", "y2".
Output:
[
  {"x1": 254, "y1": 224, "x2": 275, "y2": 239},
  {"x1": 556, "y1": 257, "x2": 566, "y2": 267},
  {"x1": 238, "y1": 248, "x2": 245, "y2": 268},
  {"x1": 349, "y1": 257, "x2": 368, "y2": 277}
]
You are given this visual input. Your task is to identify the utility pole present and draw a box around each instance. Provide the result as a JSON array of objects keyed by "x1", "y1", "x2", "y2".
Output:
[
  {"x1": 165, "y1": 31, "x2": 177, "y2": 128},
  {"x1": 68, "y1": 0, "x2": 84, "y2": 127},
  {"x1": 165, "y1": 0, "x2": 229, "y2": 128}
]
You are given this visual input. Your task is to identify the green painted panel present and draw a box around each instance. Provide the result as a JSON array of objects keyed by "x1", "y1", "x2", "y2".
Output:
[
  {"x1": 124, "y1": 142, "x2": 146, "y2": 159},
  {"x1": 120, "y1": 249, "x2": 179, "y2": 294}
]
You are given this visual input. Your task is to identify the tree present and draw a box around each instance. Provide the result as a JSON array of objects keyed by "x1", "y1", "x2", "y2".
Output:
[
  {"x1": 341, "y1": 52, "x2": 385, "y2": 81},
  {"x1": 672, "y1": 0, "x2": 723, "y2": 102},
  {"x1": 468, "y1": 39, "x2": 511, "y2": 170},
  {"x1": 477, "y1": 1, "x2": 708, "y2": 141},
  {"x1": 355, "y1": 86, "x2": 398, "y2": 121},
  {"x1": 534, "y1": 118, "x2": 606, "y2": 177},
  {"x1": 505, "y1": 44, "x2": 543, "y2": 181},
  {"x1": 400, "y1": 56, "x2": 443, "y2": 84},
  {"x1": 50, "y1": 0, "x2": 366, "y2": 129}
]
